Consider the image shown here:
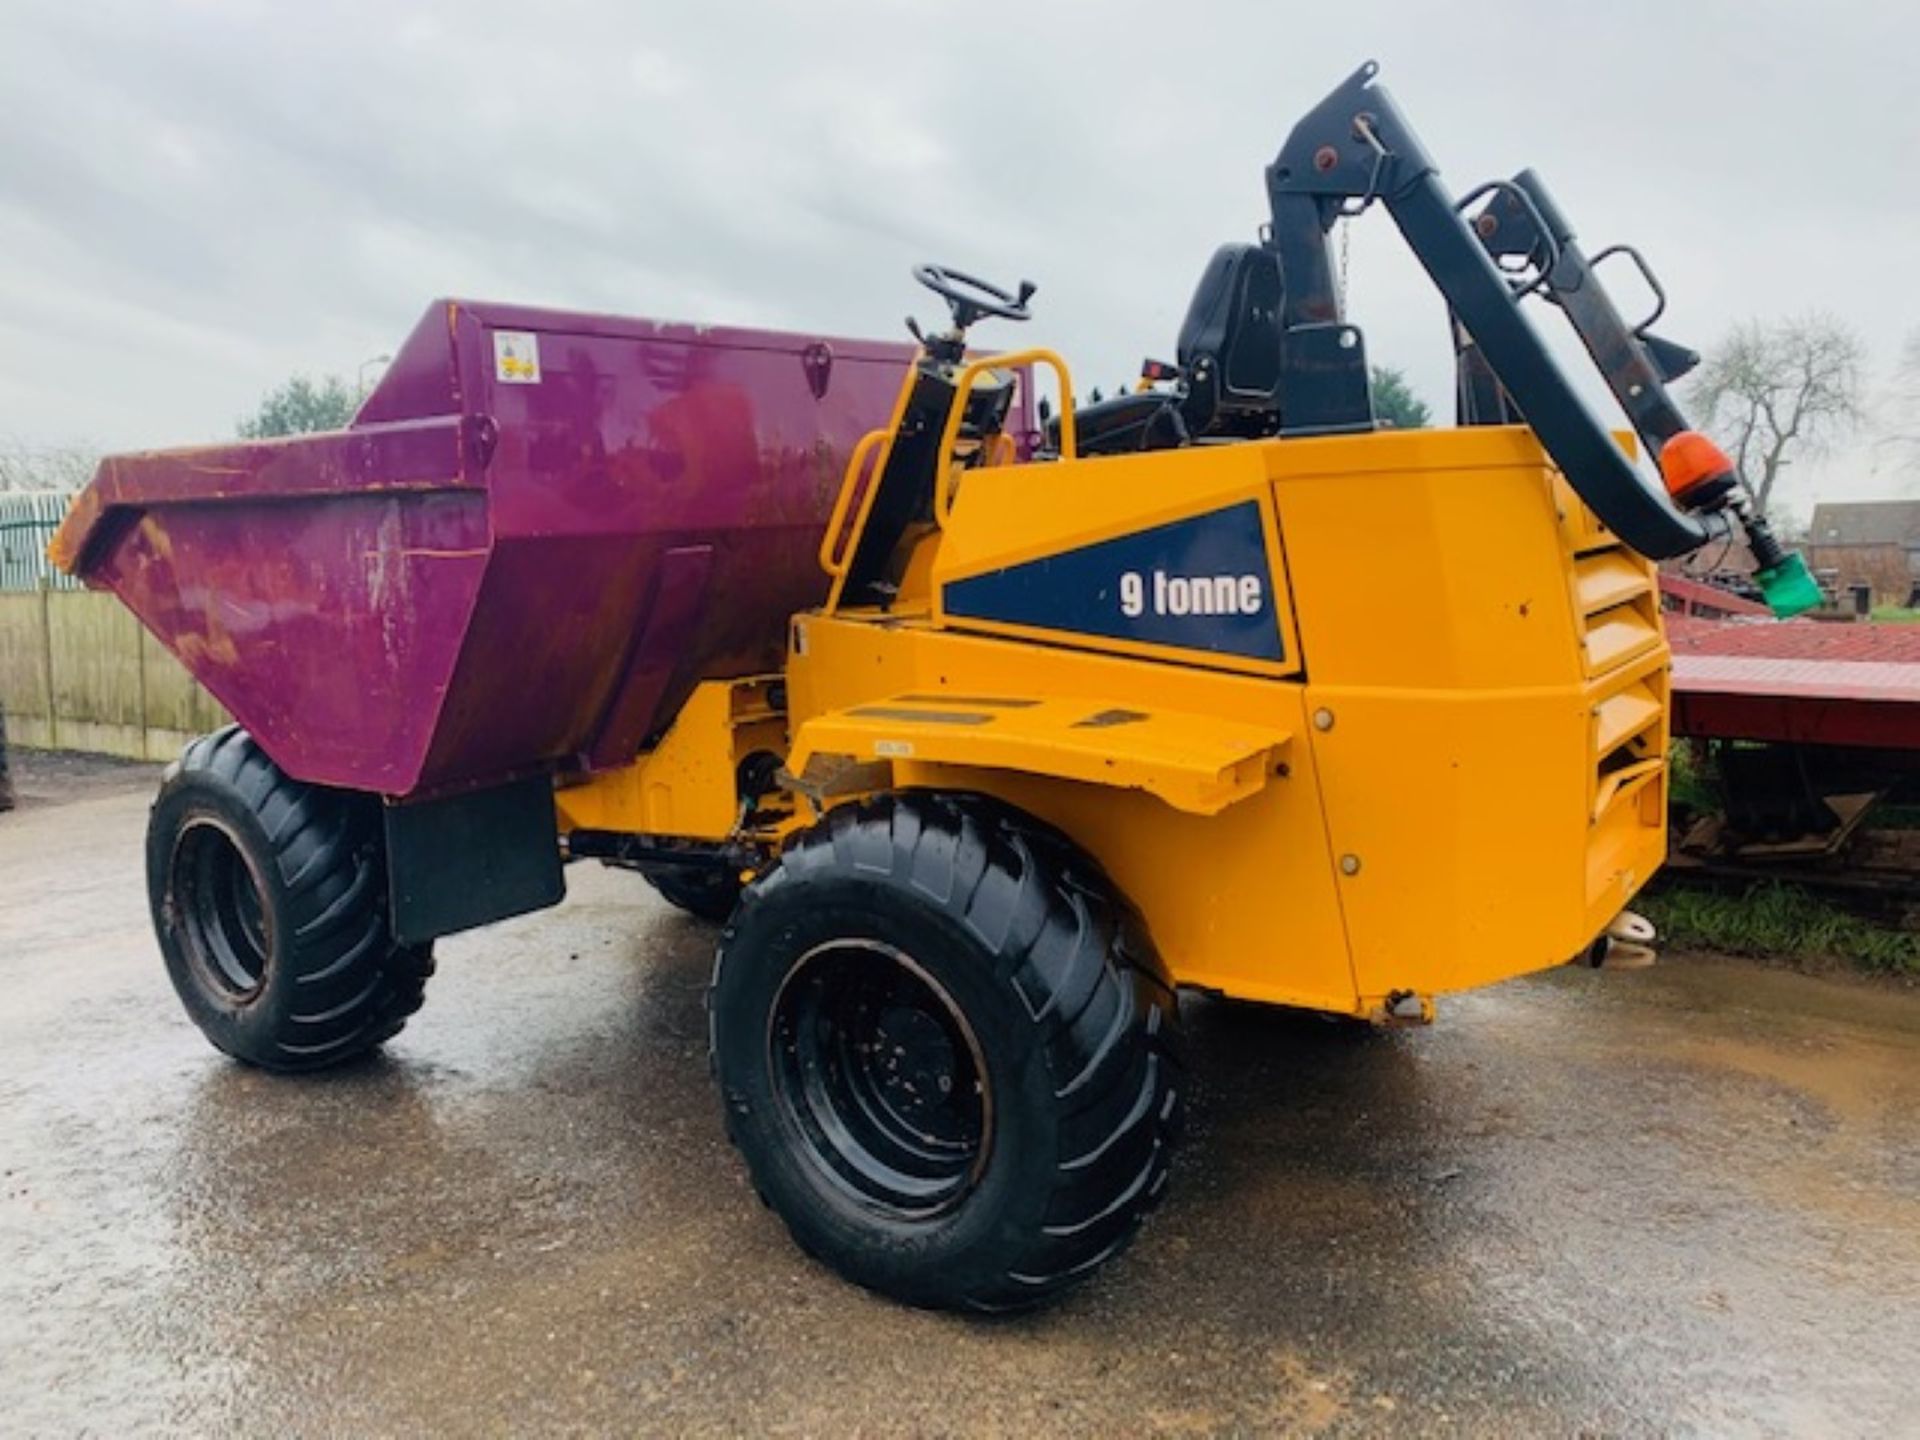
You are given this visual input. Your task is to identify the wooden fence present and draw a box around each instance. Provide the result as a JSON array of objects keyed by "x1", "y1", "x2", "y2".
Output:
[{"x1": 0, "y1": 587, "x2": 229, "y2": 761}]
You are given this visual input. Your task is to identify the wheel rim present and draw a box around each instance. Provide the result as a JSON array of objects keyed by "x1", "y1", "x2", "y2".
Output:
[
  {"x1": 172, "y1": 817, "x2": 273, "y2": 1004},
  {"x1": 769, "y1": 940, "x2": 992, "y2": 1217}
]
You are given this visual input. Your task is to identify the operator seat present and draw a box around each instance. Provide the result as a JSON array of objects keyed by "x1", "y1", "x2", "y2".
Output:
[{"x1": 1056, "y1": 243, "x2": 1288, "y2": 457}]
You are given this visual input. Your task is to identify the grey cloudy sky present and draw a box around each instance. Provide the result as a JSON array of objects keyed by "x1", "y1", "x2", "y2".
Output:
[{"x1": 3, "y1": 0, "x2": 1916, "y2": 511}]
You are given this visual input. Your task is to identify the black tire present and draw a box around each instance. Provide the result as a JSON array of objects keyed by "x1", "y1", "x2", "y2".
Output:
[
  {"x1": 709, "y1": 791, "x2": 1184, "y2": 1311},
  {"x1": 147, "y1": 726, "x2": 433, "y2": 1072},
  {"x1": 640, "y1": 863, "x2": 742, "y2": 923}
]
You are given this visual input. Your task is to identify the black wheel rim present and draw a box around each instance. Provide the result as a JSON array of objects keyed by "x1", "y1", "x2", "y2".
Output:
[
  {"x1": 769, "y1": 940, "x2": 992, "y2": 1217},
  {"x1": 172, "y1": 817, "x2": 272, "y2": 1004}
]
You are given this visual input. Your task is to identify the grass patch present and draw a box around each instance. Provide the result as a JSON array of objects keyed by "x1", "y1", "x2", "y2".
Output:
[
  {"x1": 1870, "y1": 605, "x2": 1920, "y2": 624},
  {"x1": 1640, "y1": 881, "x2": 1920, "y2": 975}
]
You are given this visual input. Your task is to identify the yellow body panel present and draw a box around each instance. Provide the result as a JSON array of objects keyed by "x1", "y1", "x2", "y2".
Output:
[
  {"x1": 785, "y1": 615, "x2": 1363, "y2": 1013},
  {"x1": 785, "y1": 423, "x2": 1668, "y2": 1017},
  {"x1": 554, "y1": 678, "x2": 785, "y2": 842},
  {"x1": 559, "y1": 355, "x2": 1670, "y2": 1022}
]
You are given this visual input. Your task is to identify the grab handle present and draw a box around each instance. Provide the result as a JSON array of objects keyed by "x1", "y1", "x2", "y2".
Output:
[{"x1": 933, "y1": 348, "x2": 1076, "y2": 528}]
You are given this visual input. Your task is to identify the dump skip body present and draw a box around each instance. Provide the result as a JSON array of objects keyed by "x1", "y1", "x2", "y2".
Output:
[{"x1": 53, "y1": 301, "x2": 915, "y2": 796}]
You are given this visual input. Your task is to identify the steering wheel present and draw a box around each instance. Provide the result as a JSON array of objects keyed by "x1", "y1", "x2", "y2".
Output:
[{"x1": 912, "y1": 264, "x2": 1035, "y2": 329}]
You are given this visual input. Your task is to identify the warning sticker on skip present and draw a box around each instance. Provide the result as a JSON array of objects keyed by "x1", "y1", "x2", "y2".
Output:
[{"x1": 493, "y1": 330, "x2": 541, "y2": 384}]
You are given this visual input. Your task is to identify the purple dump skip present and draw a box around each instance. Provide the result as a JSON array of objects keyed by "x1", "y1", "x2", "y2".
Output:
[{"x1": 53, "y1": 300, "x2": 917, "y2": 797}]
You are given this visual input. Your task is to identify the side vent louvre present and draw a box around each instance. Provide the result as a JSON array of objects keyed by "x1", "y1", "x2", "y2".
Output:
[
  {"x1": 1553, "y1": 470, "x2": 1670, "y2": 905},
  {"x1": 1590, "y1": 672, "x2": 1665, "y2": 821},
  {"x1": 1574, "y1": 551, "x2": 1661, "y2": 676}
]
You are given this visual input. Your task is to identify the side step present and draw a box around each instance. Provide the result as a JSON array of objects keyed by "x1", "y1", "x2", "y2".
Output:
[{"x1": 789, "y1": 692, "x2": 1291, "y2": 816}]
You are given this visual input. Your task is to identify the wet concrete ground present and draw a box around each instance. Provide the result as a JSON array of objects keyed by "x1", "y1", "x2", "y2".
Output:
[{"x1": 2, "y1": 752, "x2": 1917, "y2": 1438}]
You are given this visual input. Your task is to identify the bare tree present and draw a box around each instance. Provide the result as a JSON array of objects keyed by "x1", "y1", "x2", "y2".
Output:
[
  {"x1": 1881, "y1": 329, "x2": 1920, "y2": 477},
  {"x1": 1689, "y1": 314, "x2": 1866, "y2": 511},
  {"x1": 0, "y1": 438, "x2": 100, "y2": 494}
]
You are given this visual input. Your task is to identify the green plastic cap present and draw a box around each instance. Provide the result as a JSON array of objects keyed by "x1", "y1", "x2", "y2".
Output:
[{"x1": 1755, "y1": 550, "x2": 1822, "y2": 619}]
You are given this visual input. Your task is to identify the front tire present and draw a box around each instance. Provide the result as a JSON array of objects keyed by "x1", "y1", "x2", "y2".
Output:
[
  {"x1": 709, "y1": 792, "x2": 1183, "y2": 1311},
  {"x1": 147, "y1": 727, "x2": 433, "y2": 1072}
]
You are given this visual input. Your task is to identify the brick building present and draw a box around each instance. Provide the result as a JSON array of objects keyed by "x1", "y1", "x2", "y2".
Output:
[{"x1": 1805, "y1": 500, "x2": 1920, "y2": 607}]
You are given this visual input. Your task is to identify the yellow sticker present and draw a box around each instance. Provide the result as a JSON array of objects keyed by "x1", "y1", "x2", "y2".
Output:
[{"x1": 493, "y1": 330, "x2": 541, "y2": 384}]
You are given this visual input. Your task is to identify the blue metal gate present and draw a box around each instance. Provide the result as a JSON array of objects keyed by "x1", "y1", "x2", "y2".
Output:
[{"x1": 0, "y1": 493, "x2": 79, "y2": 592}]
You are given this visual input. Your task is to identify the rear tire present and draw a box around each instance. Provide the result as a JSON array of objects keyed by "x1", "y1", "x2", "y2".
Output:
[
  {"x1": 640, "y1": 863, "x2": 742, "y2": 923},
  {"x1": 147, "y1": 726, "x2": 433, "y2": 1072},
  {"x1": 709, "y1": 791, "x2": 1183, "y2": 1311}
]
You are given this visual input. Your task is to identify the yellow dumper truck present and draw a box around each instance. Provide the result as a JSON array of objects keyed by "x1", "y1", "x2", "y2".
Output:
[{"x1": 57, "y1": 63, "x2": 1811, "y2": 1310}]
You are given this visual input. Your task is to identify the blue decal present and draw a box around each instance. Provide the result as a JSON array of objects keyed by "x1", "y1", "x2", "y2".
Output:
[{"x1": 944, "y1": 501, "x2": 1283, "y2": 661}]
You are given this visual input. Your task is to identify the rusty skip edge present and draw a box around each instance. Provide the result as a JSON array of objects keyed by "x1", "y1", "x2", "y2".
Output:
[{"x1": 50, "y1": 415, "x2": 481, "y2": 582}]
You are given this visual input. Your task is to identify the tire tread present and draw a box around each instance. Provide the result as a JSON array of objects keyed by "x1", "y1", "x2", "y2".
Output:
[
  {"x1": 150, "y1": 726, "x2": 431, "y2": 1071},
  {"x1": 711, "y1": 789, "x2": 1184, "y2": 1312}
]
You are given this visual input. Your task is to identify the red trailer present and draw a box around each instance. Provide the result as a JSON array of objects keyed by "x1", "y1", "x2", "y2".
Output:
[{"x1": 1666, "y1": 601, "x2": 1920, "y2": 892}]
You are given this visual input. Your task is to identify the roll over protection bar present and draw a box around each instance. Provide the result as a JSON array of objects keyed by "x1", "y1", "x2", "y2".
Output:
[{"x1": 1265, "y1": 62, "x2": 1721, "y2": 562}]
